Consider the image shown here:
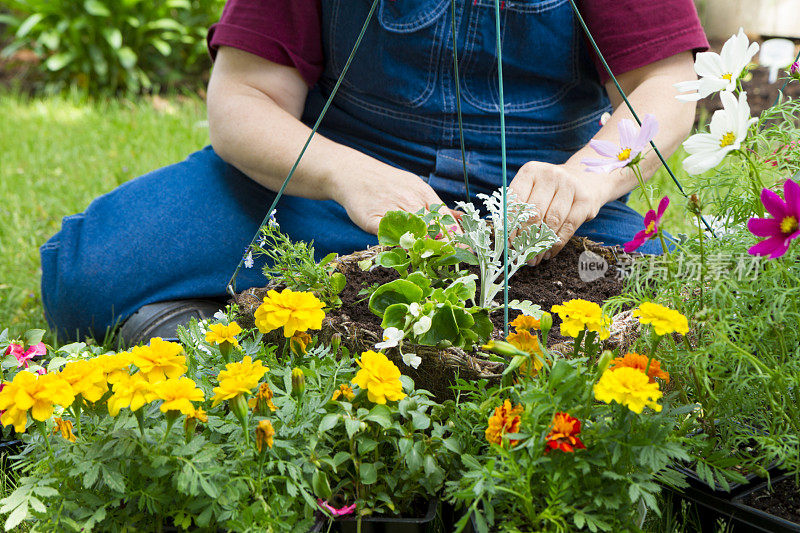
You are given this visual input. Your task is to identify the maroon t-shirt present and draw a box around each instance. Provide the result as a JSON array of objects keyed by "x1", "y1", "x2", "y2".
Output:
[{"x1": 207, "y1": 0, "x2": 708, "y2": 87}]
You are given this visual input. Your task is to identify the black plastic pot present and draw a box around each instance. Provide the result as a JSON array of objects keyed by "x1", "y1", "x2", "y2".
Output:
[
  {"x1": 664, "y1": 474, "x2": 800, "y2": 532},
  {"x1": 310, "y1": 500, "x2": 441, "y2": 533}
]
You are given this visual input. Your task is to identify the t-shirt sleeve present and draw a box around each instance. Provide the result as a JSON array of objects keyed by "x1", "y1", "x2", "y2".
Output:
[
  {"x1": 207, "y1": 0, "x2": 324, "y2": 87},
  {"x1": 578, "y1": 0, "x2": 709, "y2": 84}
]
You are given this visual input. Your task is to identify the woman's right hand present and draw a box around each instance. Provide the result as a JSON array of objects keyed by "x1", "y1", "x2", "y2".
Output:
[{"x1": 327, "y1": 161, "x2": 448, "y2": 236}]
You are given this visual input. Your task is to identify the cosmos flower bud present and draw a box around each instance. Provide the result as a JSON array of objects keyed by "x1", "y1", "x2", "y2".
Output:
[{"x1": 790, "y1": 61, "x2": 800, "y2": 81}]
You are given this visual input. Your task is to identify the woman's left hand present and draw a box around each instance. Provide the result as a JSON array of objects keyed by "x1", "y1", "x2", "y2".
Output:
[{"x1": 509, "y1": 161, "x2": 610, "y2": 264}]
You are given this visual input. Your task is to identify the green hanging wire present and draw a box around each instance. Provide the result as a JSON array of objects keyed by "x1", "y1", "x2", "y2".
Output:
[
  {"x1": 493, "y1": 0, "x2": 509, "y2": 338},
  {"x1": 566, "y1": 0, "x2": 716, "y2": 237},
  {"x1": 226, "y1": 0, "x2": 380, "y2": 298},
  {"x1": 450, "y1": 0, "x2": 470, "y2": 203}
]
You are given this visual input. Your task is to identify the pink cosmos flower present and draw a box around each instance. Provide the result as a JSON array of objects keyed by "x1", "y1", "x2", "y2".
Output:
[
  {"x1": 748, "y1": 179, "x2": 800, "y2": 259},
  {"x1": 625, "y1": 196, "x2": 669, "y2": 253},
  {"x1": 4, "y1": 342, "x2": 46, "y2": 368},
  {"x1": 582, "y1": 114, "x2": 659, "y2": 174},
  {"x1": 317, "y1": 499, "x2": 357, "y2": 517}
]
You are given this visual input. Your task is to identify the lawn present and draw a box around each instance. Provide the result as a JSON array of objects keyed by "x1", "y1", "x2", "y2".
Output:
[
  {"x1": 0, "y1": 92, "x2": 211, "y2": 341},
  {"x1": 0, "y1": 90, "x2": 693, "y2": 343}
]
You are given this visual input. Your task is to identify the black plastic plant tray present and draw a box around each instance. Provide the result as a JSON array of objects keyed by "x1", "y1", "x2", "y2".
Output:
[{"x1": 664, "y1": 475, "x2": 800, "y2": 533}]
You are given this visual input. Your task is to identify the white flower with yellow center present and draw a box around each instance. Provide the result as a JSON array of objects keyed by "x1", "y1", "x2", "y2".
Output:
[
  {"x1": 674, "y1": 28, "x2": 759, "y2": 102},
  {"x1": 375, "y1": 327, "x2": 404, "y2": 350},
  {"x1": 682, "y1": 91, "x2": 757, "y2": 175}
]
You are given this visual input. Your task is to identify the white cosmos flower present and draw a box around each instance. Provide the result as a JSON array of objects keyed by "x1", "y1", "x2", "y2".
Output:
[
  {"x1": 375, "y1": 327, "x2": 404, "y2": 350},
  {"x1": 682, "y1": 91, "x2": 757, "y2": 175},
  {"x1": 412, "y1": 315, "x2": 432, "y2": 336},
  {"x1": 674, "y1": 28, "x2": 759, "y2": 102},
  {"x1": 402, "y1": 351, "x2": 422, "y2": 369}
]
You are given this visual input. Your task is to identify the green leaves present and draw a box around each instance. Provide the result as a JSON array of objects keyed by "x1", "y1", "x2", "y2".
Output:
[
  {"x1": 368, "y1": 279, "x2": 424, "y2": 316},
  {"x1": 377, "y1": 211, "x2": 427, "y2": 246}
]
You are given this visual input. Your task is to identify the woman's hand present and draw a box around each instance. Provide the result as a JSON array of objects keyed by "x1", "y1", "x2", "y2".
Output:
[
  {"x1": 327, "y1": 163, "x2": 447, "y2": 236},
  {"x1": 509, "y1": 161, "x2": 610, "y2": 263}
]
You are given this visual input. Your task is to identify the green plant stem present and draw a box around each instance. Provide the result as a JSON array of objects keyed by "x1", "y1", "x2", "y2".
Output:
[
  {"x1": 695, "y1": 211, "x2": 705, "y2": 308},
  {"x1": 134, "y1": 409, "x2": 147, "y2": 440},
  {"x1": 572, "y1": 330, "x2": 585, "y2": 360},
  {"x1": 36, "y1": 420, "x2": 54, "y2": 459},
  {"x1": 740, "y1": 149, "x2": 767, "y2": 217},
  {"x1": 71, "y1": 399, "x2": 83, "y2": 438}
]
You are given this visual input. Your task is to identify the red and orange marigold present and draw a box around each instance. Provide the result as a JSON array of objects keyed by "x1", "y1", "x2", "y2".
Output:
[
  {"x1": 545, "y1": 412, "x2": 586, "y2": 453},
  {"x1": 609, "y1": 352, "x2": 670, "y2": 384}
]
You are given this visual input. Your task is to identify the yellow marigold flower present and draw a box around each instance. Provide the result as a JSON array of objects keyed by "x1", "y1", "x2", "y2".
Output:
[
  {"x1": 151, "y1": 377, "x2": 205, "y2": 416},
  {"x1": 551, "y1": 299, "x2": 611, "y2": 340},
  {"x1": 633, "y1": 302, "x2": 689, "y2": 336},
  {"x1": 0, "y1": 407, "x2": 27, "y2": 434},
  {"x1": 93, "y1": 352, "x2": 133, "y2": 384},
  {"x1": 0, "y1": 371, "x2": 75, "y2": 425},
  {"x1": 351, "y1": 351, "x2": 406, "y2": 405},
  {"x1": 131, "y1": 338, "x2": 187, "y2": 382},
  {"x1": 248, "y1": 382, "x2": 277, "y2": 413},
  {"x1": 256, "y1": 419, "x2": 275, "y2": 452},
  {"x1": 254, "y1": 289, "x2": 325, "y2": 337},
  {"x1": 59, "y1": 359, "x2": 108, "y2": 403},
  {"x1": 609, "y1": 353, "x2": 670, "y2": 384},
  {"x1": 53, "y1": 417, "x2": 76, "y2": 443},
  {"x1": 205, "y1": 322, "x2": 242, "y2": 347},
  {"x1": 331, "y1": 384, "x2": 355, "y2": 402},
  {"x1": 594, "y1": 367, "x2": 663, "y2": 414},
  {"x1": 509, "y1": 314, "x2": 540, "y2": 333},
  {"x1": 485, "y1": 399, "x2": 523, "y2": 447},
  {"x1": 108, "y1": 372, "x2": 157, "y2": 417},
  {"x1": 212, "y1": 356, "x2": 269, "y2": 407},
  {"x1": 290, "y1": 331, "x2": 312, "y2": 356}
]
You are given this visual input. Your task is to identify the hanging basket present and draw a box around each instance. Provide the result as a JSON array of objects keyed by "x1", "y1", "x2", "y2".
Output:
[{"x1": 232, "y1": 237, "x2": 640, "y2": 401}]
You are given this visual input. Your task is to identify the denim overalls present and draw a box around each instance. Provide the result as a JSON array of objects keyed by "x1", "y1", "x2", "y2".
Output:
[{"x1": 40, "y1": 0, "x2": 660, "y2": 341}]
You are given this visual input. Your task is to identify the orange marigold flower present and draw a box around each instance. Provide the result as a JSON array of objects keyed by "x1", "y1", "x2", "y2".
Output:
[
  {"x1": 545, "y1": 412, "x2": 586, "y2": 453},
  {"x1": 506, "y1": 330, "x2": 544, "y2": 376},
  {"x1": 248, "y1": 382, "x2": 277, "y2": 414},
  {"x1": 331, "y1": 384, "x2": 355, "y2": 402},
  {"x1": 53, "y1": 417, "x2": 77, "y2": 443},
  {"x1": 609, "y1": 353, "x2": 670, "y2": 384},
  {"x1": 256, "y1": 419, "x2": 275, "y2": 452},
  {"x1": 509, "y1": 314, "x2": 540, "y2": 333},
  {"x1": 485, "y1": 399, "x2": 523, "y2": 447}
]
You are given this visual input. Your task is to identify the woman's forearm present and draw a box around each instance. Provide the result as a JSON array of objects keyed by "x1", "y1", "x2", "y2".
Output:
[{"x1": 562, "y1": 51, "x2": 698, "y2": 204}]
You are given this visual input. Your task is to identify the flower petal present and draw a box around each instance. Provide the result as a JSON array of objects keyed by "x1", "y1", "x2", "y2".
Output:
[
  {"x1": 588, "y1": 139, "x2": 619, "y2": 158},
  {"x1": 784, "y1": 179, "x2": 800, "y2": 215},
  {"x1": 634, "y1": 114, "x2": 659, "y2": 150},
  {"x1": 748, "y1": 236, "x2": 788, "y2": 258},
  {"x1": 761, "y1": 188, "x2": 788, "y2": 219},
  {"x1": 748, "y1": 217, "x2": 782, "y2": 237},
  {"x1": 618, "y1": 119, "x2": 637, "y2": 148},
  {"x1": 656, "y1": 196, "x2": 670, "y2": 219}
]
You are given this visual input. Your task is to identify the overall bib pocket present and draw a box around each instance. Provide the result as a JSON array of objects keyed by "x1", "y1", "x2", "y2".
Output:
[
  {"x1": 459, "y1": 0, "x2": 581, "y2": 113},
  {"x1": 325, "y1": 0, "x2": 449, "y2": 108}
]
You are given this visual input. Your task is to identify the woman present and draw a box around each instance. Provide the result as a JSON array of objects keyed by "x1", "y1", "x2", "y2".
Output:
[{"x1": 40, "y1": 0, "x2": 708, "y2": 343}]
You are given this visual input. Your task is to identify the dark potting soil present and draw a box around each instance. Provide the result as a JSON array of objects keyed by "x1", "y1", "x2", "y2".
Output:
[
  {"x1": 327, "y1": 239, "x2": 624, "y2": 346},
  {"x1": 740, "y1": 476, "x2": 800, "y2": 524}
]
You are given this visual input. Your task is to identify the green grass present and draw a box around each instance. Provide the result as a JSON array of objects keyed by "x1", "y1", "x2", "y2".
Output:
[
  {"x1": 0, "y1": 90, "x2": 697, "y2": 344},
  {"x1": 0, "y1": 91, "x2": 210, "y2": 341}
]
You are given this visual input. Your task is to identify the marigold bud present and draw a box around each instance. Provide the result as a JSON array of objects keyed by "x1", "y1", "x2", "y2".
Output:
[
  {"x1": 291, "y1": 367, "x2": 305, "y2": 398},
  {"x1": 331, "y1": 333, "x2": 341, "y2": 356},
  {"x1": 597, "y1": 350, "x2": 614, "y2": 376},
  {"x1": 255, "y1": 419, "x2": 275, "y2": 452},
  {"x1": 539, "y1": 312, "x2": 553, "y2": 336}
]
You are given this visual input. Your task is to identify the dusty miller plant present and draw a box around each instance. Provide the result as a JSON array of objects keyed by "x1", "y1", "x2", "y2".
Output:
[{"x1": 454, "y1": 189, "x2": 558, "y2": 309}]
